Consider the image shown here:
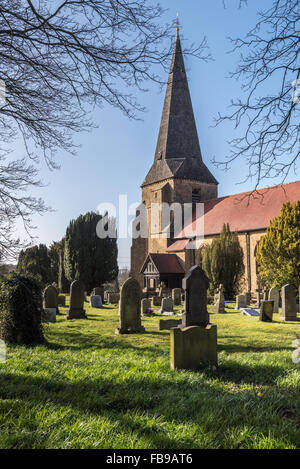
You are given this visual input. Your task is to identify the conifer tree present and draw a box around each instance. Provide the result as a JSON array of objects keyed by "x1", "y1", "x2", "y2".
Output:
[
  {"x1": 63, "y1": 212, "x2": 118, "y2": 292},
  {"x1": 256, "y1": 201, "x2": 300, "y2": 289},
  {"x1": 202, "y1": 224, "x2": 245, "y2": 299}
]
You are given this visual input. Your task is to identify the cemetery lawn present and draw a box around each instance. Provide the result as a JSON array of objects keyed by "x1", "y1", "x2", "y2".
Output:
[{"x1": 0, "y1": 300, "x2": 299, "y2": 449}]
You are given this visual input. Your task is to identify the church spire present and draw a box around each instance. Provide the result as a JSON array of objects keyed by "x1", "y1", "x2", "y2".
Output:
[
  {"x1": 154, "y1": 28, "x2": 202, "y2": 162},
  {"x1": 142, "y1": 27, "x2": 218, "y2": 188}
]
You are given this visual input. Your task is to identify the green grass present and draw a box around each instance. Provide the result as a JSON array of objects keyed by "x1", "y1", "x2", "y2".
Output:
[{"x1": 0, "y1": 299, "x2": 299, "y2": 449}]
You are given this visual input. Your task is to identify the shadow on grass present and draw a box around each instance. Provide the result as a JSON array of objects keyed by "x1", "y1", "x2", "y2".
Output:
[{"x1": 0, "y1": 362, "x2": 298, "y2": 448}]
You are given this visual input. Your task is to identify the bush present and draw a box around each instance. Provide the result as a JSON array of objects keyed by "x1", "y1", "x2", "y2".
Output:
[{"x1": 0, "y1": 274, "x2": 45, "y2": 345}]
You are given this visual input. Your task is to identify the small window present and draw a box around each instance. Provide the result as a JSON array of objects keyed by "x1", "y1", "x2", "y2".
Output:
[{"x1": 192, "y1": 189, "x2": 201, "y2": 204}]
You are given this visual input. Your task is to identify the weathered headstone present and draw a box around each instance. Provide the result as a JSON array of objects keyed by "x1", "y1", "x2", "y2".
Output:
[
  {"x1": 255, "y1": 288, "x2": 262, "y2": 308},
  {"x1": 235, "y1": 294, "x2": 247, "y2": 310},
  {"x1": 42, "y1": 308, "x2": 56, "y2": 323},
  {"x1": 93, "y1": 286, "x2": 104, "y2": 297},
  {"x1": 104, "y1": 290, "x2": 113, "y2": 302},
  {"x1": 90, "y1": 295, "x2": 102, "y2": 308},
  {"x1": 181, "y1": 265, "x2": 210, "y2": 328},
  {"x1": 115, "y1": 277, "x2": 145, "y2": 334},
  {"x1": 263, "y1": 289, "x2": 269, "y2": 301},
  {"x1": 172, "y1": 288, "x2": 181, "y2": 306},
  {"x1": 170, "y1": 266, "x2": 217, "y2": 371},
  {"x1": 212, "y1": 284, "x2": 225, "y2": 314},
  {"x1": 269, "y1": 286, "x2": 280, "y2": 314},
  {"x1": 141, "y1": 298, "x2": 152, "y2": 316},
  {"x1": 57, "y1": 295, "x2": 66, "y2": 307},
  {"x1": 244, "y1": 291, "x2": 251, "y2": 305},
  {"x1": 44, "y1": 285, "x2": 59, "y2": 314},
  {"x1": 152, "y1": 296, "x2": 162, "y2": 307},
  {"x1": 108, "y1": 292, "x2": 120, "y2": 304},
  {"x1": 260, "y1": 300, "x2": 274, "y2": 322},
  {"x1": 241, "y1": 308, "x2": 260, "y2": 317},
  {"x1": 66, "y1": 280, "x2": 86, "y2": 320},
  {"x1": 159, "y1": 297, "x2": 174, "y2": 314},
  {"x1": 281, "y1": 284, "x2": 298, "y2": 321},
  {"x1": 158, "y1": 319, "x2": 182, "y2": 331}
]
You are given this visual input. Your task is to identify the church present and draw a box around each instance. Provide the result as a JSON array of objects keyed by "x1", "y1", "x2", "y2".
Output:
[{"x1": 130, "y1": 27, "x2": 300, "y2": 294}]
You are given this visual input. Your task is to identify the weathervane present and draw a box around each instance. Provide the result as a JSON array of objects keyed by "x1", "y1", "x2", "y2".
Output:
[{"x1": 176, "y1": 12, "x2": 180, "y2": 32}]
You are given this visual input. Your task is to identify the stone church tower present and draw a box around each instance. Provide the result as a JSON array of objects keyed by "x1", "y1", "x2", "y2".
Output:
[{"x1": 131, "y1": 28, "x2": 218, "y2": 287}]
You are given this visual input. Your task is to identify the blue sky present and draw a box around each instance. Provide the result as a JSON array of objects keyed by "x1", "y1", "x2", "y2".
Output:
[{"x1": 14, "y1": 0, "x2": 298, "y2": 268}]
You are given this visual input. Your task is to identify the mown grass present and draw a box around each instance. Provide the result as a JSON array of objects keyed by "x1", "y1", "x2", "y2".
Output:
[{"x1": 0, "y1": 298, "x2": 299, "y2": 449}]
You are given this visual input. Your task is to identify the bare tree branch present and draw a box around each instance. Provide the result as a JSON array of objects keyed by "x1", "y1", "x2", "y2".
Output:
[{"x1": 214, "y1": 0, "x2": 300, "y2": 187}]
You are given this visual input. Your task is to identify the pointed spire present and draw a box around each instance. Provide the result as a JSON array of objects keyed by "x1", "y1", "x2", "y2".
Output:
[{"x1": 154, "y1": 28, "x2": 202, "y2": 162}]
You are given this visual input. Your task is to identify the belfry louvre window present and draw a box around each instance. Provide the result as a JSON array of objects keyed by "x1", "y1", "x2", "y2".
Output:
[{"x1": 192, "y1": 189, "x2": 201, "y2": 204}]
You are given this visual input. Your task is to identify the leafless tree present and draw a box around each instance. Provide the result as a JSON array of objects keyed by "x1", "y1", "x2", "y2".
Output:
[
  {"x1": 0, "y1": 0, "x2": 209, "y2": 259},
  {"x1": 214, "y1": 0, "x2": 299, "y2": 187}
]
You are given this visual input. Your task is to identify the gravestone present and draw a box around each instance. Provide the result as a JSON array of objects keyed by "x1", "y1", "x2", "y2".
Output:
[
  {"x1": 115, "y1": 277, "x2": 145, "y2": 334},
  {"x1": 244, "y1": 292, "x2": 251, "y2": 305},
  {"x1": 152, "y1": 296, "x2": 162, "y2": 307},
  {"x1": 104, "y1": 290, "x2": 113, "y2": 302},
  {"x1": 170, "y1": 266, "x2": 217, "y2": 371},
  {"x1": 263, "y1": 289, "x2": 269, "y2": 301},
  {"x1": 255, "y1": 288, "x2": 262, "y2": 308},
  {"x1": 235, "y1": 294, "x2": 247, "y2": 310},
  {"x1": 108, "y1": 293, "x2": 120, "y2": 304},
  {"x1": 212, "y1": 284, "x2": 225, "y2": 314},
  {"x1": 93, "y1": 286, "x2": 104, "y2": 297},
  {"x1": 57, "y1": 295, "x2": 66, "y2": 307},
  {"x1": 260, "y1": 300, "x2": 274, "y2": 322},
  {"x1": 90, "y1": 295, "x2": 102, "y2": 308},
  {"x1": 159, "y1": 297, "x2": 174, "y2": 314},
  {"x1": 281, "y1": 284, "x2": 298, "y2": 321},
  {"x1": 269, "y1": 286, "x2": 279, "y2": 314},
  {"x1": 42, "y1": 308, "x2": 56, "y2": 323},
  {"x1": 172, "y1": 288, "x2": 181, "y2": 306},
  {"x1": 44, "y1": 285, "x2": 59, "y2": 314},
  {"x1": 158, "y1": 319, "x2": 182, "y2": 331},
  {"x1": 241, "y1": 308, "x2": 260, "y2": 317},
  {"x1": 141, "y1": 298, "x2": 152, "y2": 316},
  {"x1": 66, "y1": 280, "x2": 86, "y2": 320}
]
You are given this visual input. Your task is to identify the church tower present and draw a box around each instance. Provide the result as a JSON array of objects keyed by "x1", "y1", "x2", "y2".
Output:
[{"x1": 131, "y1": 27, "x2": 218, "y2": 286}]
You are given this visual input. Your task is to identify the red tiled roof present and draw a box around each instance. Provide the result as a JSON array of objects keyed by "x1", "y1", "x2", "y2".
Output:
[
  {"x1": 175, "y1": 181, "x2": 300, "y2": 239},
  {"x1": 141, "y1": 253, "x2": 185, "y2": 274}
]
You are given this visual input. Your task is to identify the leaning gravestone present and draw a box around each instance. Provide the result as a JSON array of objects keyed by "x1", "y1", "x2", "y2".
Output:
[
  {"x1": 115, "y1": 277, "x2": 145, "y2": 334},
  {"x1": 281, "y1": 284, "x2": 298, "y2": 321},
  {"x1": 212, "y1": 284, "x2": 225, "y2": 314},
  {"x1": 44, "y1": 285, "x2": 59, "y2": 314},
  {"x1": 66, "y1": 280, "x2": 86, "y2": 320},
  {"x1": 159, "y1": 297, "x2": 174, "y2": 314},
  {"x1": 235, "y1": 294, "x2": 247, "y2": 310},
  {"x1": 141, "y1": 298, "x2": 152, "y2": 316},
  {"x1": 172, "y1": 288, "x2": 181, "y2": 306},
  {"x1": 159, "y1": 319, "x2": 182, "y2": 331},
  {"x1": 260, "y1": 300, "x2": 274, "y2": 322},
  {"x1": 170, "y1": 265, "x2": 217, "y2": 370},
  {"x1": 90, "y1": 295, "x2": 102, "y2": 308},
  {"x1": 269, "y1": 286, "x2": 280, "y2": 314}
]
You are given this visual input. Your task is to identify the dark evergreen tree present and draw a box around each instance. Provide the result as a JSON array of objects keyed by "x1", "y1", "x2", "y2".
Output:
[
  {"x1": 202, "y1": 224, "x2": 245, "y2": 299},
  {"x1": 64, "y1": 212, "x2": 118, "y2": 292},
  {"x1": 16, "y1": 244, "x2": 52, "y2": 287}
]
